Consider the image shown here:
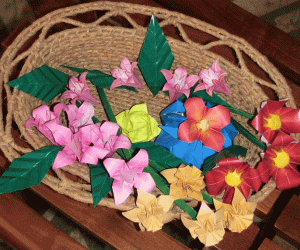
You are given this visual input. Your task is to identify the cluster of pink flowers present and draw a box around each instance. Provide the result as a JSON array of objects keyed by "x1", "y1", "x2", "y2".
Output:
[{"x1": 26, "y1": 72, "x2": 156, "y2": 206}]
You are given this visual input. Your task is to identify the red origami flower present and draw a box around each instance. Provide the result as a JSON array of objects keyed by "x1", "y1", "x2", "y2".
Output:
[
  {"x1": 257, "y1": 132, "x2": 300, "y2": 190},
  {"x1": 205, "y1": 158, "x2": 262, "y2": 204},
  {"x1": 252, "y1": 100, "x2": 300, "y2": 144},
  {"x1": 178, "y1": 97, "x2": 231, "y2": 152}
]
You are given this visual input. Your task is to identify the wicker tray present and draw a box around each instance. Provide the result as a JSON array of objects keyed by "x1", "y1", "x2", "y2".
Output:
[{"x1": 0, "y1": 1, "x2": 295, "y2": 211}]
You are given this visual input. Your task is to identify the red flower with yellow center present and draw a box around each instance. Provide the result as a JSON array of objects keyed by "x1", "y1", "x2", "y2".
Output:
[
  {"x1": 252, "y1": 100, "x2": 300, "y2": 144},
  {"x1": 205, "y1": 158, "x2": 261, "y2": 204},
  {"x1": 257, "y1": 132, "x2": 300, "y2": 190},
  {"x1": 178, "y1": 97, "x2": 231, "y2": 152}
]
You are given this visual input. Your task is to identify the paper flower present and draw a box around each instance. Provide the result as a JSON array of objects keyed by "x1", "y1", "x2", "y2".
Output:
[
  {"x1": 194, "y1": 59, "x2": 231, "y2": 96},
  {"x1": 181, "y1": 202, "x2": 225, "y2": 247},
  {"x1": 60, "y1": 72, "x2": 99, "y2": 105},
  {"x1": 26, "y1": 103, "x2": 66, "y2": 145},
  {"x1": 160, "y1": 164, "x2": 205, "y2": 201},
  {"x1": 251, "y1": 99, "x2": 300, "y2": 144},
  {"x1": 116, "y1": 103, "x2": 161, "y2": 143},
  {"x1": 178, "y1": 97, "x2": 231, "y2": 151},
  {"x1": 122, "y1": 189, "x2": 175, "y2": 232},
  {"x1": 214, "y1": 188, "x2": 257, "y2": 233},
  {"x1": 111, "y1": 57, "x2": 144, "y2": 90},
  {"x1": 205, "y1": 158, "x2": 262, "y2": 204},
  {"x1": 161, "y1": 67, "x2": 199, "y2": 102},
  {"x1": 155, "y1": 100, "x2": 238, "y2": 169},
  {"x1": 257, "y1": 132, "x2": 300, "y2": 190},
  {"x1": 103, "y1": 149, "x2": 156, "y2": 207},
  {"x1": 65, "y1": 101, "x2": 95, "y2": 132}
]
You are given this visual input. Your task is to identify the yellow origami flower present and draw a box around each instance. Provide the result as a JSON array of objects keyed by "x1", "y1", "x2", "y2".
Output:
[
  {"x1": 181, "y1": 202, "x2": 225, "y2": 247},
  {"x1": 213, "y1": 187, "x2": 257, "y2": 233},
  {"x1": 116, "y1": 103, "x2": 162, "y2": 143},
  {"x1": 161, "y1": 164, "x2": 205, "y2": 201},
  {"x1": 122, "y1": 189, "x2": 175, "y2": 232}
]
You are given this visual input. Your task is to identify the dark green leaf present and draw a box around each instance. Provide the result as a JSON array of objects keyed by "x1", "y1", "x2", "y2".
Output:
[
  {"x1": 231, "y1": 119, "x2": 267, "y2": 150},
  {"x1": 202, "y1": 145, "x2": 248, "y2": 175},
  {"x1": 138, "y1": 15, "x2": 174, "y2": 95},
  {"x1": 117, "y1": 86, "x2": 138, "y2": 93},
  {"x1": 90, "y1": 163, "x2": 114, "y2": 207},
  {"x1": 0, "y1": 146, "x2": 62, "y2": 193},
  {"x1": 7, "y1": 65, "x2": 69, "y2": 102},
  {"x1": 192, "y1": 90, "x2": 255, "y2": 119},
  {"x1": 201, "y1": 191, "x2": 214, "y2": 204}
]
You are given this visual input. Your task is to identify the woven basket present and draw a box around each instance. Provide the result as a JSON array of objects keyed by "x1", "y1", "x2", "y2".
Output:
[{"x1": 0, "y1": 1, "x2": 295, "y2": 212}]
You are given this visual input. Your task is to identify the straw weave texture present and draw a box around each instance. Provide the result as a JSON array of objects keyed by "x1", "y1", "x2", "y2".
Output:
[{"x1": 0, "y1": 1, "x2": 294, "y2": 212}]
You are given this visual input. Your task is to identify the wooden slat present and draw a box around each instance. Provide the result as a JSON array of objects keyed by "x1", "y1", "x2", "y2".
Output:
[
  {"x1": 275, "y1": 195, "x2": 300, "y2": 248},
  {"x1": 258, "y1": 238, "x2": 284, "y2": 250},
  {"x1": 209, "y1": 224, "x2": 260, "y2": 250},
  {"x1": 0, "y1": 193, "x2": 86, "y2": 250},
  {"x1": 256, "y1": 188, "x2": 282, "y2": 218}
]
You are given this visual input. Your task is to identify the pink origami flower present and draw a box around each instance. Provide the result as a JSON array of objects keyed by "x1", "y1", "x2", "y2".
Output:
[
  {"x1": 65, "y1": 101, "x2": 95, "y2": 132},
  {"x1": 103, "y1": 149, "x2": 156, "y2": 207},
  {"x1": 205, "y1": 158, "x2": 262, "y2": 204},
  {"x1": 110, "y1": 57, "x2": 144, "y2": 90},
  {"x1": 26, "y1": 103, "x2": 66, "y2": 145},
  {"x1": 178, "y1": 97, "x2": 231, "y2": 152},
  {"x1": 252, "y1": 100, "x2": 300, "y2": 144},
  {"x1": 194, "y1": 59, "x2": 231, "y2": 96},
  {"x1": 60, "y1": 72, "x2": 99, "y2": 105},
  {"x1": 161, "y1": 67, "x2": 199, "y2": 102},
  {"x1": 257, "y1": 132, "x2": 300, "y2": 190}
]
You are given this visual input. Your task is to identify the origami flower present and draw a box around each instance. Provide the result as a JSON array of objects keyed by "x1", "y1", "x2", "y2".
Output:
[
  {"x1": 110, "y1": 57, "x2": 144, "y2": 90},
  {"x1": 251, "y1": 99, "x2": 300, "y2": 144},
  {"x1": 181, "y1": 202, "x2": 225, "y2": 247},
  {"x1": 178, "y1": 97, "x2": 231, "y2": 151},
  {"x1": 194, "y1": 59, "x2": 231, "y2": 96},
  {"x1": 122, "y1": 189, "x2": 175, "y2": 232},
  {"x1": 155, "y1": 100, "x2": 238, "y2": 169},
  {"x1": 116, "y1": 103, "x2": 161, "y2": 143},
  {"x1": 26, "y1": 103, "x2": 66, "y2": 145},
  {"x1": 205, "y1": 158, "x2": 262, "y2": 204},
  {"x1": 60, "y1": 72, "x2": 99, "y2": 105},
  {"x1": 257, "y1": 132, "x2": 300, "y2": 190},
  {"x1": 214, "y1": 188, "x2": 257, "y2": 233},
  {"x1": 160, "y1": 164, "x2": 205, "y2": 201},
  {"x1": 65, "y1": 101, "x2": 95, "y2": 132},
  {"x1": 161, "y1": 67, "x2": 199, "y2": 102},
  {"x1": 103, "y1": 149, "x2": 156, "y2": 207}
]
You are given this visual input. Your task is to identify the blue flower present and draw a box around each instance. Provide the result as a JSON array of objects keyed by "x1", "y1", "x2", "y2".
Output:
[{"x1": 155, "y1": 100, "x2": 238, "y2": 169}]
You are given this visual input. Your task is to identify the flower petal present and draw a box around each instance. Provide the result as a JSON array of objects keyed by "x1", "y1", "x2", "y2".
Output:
[
  {"x1": 204, "y1": 105, "x2": 231, "y2": 130},
  {"x1": 103, "y1": 158, "x2": 127, "y2": 179},
  {"x1": 273, "y1": 165, "x2": 300, "y2": 190},
  {"x1": 112, "y1": 180, "x2": 133, "y2": 207},
  {"x1": 52, "y1": 149, "x2": 76, "y2": 169},
  {"x1": 127, "y1": 149, "x2": 149, "y2": 172},
  {"x1": 184, "y1": 97, "x2": 206, "y2": 121},
  {"x1": 134, "y1": 172, "x2": 156, "y2": 193},
  {"x1": 178, "y1": 120, "x2": 198, "y2": 143}
]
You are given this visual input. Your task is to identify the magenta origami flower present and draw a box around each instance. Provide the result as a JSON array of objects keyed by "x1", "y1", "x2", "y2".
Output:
[
  {"x1": 205, "y1": 158, "x2": 262, "y2": 204},
  {"x1": 257, "y1": 132, "x2": 300, "y2": 190},
  {"x1": 178, "y1": 97, "x2": 231, "y2": 152},
  {"x1": 60, "y1": 72, "x2": 99, "y2": 105},
  {"x1": 161, "y1": 67, "x2": 199, "y2": 102},
  {"x1": 194, "y1": 59, "x2": 231, "y2": 96},
  {"x1": 65, "y1": 101, "x2": 95, "y2": 132},
  {"x1": 252, "y1": 100, "x2": 300, "y2": 144},
  {"x1": 103, "y1": 149, "x2": 156, "y2": 207},
  {"x1": 110, "y1": 57, "x2": 144, "y2": 90},
  {"x1": 26, "y1": 103, "x2": 66, "y2": 145}
]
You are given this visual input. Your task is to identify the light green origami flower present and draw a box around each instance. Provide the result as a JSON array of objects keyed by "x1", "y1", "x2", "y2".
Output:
[{"x1": 116, "y1": 103, "x2": 161, "y2": 143}]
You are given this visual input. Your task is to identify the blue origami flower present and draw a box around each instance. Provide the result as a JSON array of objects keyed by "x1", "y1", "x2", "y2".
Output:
[{"x1": 155, "y1": 100, "x2": 238, "y2": 169}]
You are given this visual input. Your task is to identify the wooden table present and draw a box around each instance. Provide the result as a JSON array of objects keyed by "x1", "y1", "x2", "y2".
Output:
[{"x1": 1, "y1": 0, "x2": 300, "y2": 249}]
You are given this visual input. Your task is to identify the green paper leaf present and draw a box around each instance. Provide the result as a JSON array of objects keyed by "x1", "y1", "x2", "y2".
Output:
[
  {"x1": 7, "y1": 65, "x2": 69, "y2": 102},
  {"x1": 231, "y1": 119, "x2": 267, "y2": 150},
  {"x1": 201, "y1": 191, "x2": 214, "y2": 204},
  {"x1": 0, "y1": 146, "x2": 62, "y2": 193},
  {"x1": 138, "y1": 15, "x2": 174, "y2": 95},
  {"x1": 192, "y1": 90, "x2": 255, "y2": 119},
  {"x1": 132, "y1": 141, "x2": 187, "y2": 168},
  {"x1": 202, "y1": 145, "x2": 248, "y2": 175},
  {"x1": 90, "y1": 163, "x2": 114, "y2": 207}
]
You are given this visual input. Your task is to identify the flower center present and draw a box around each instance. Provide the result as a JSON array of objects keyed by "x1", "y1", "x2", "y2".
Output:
[
  {"x1": 225, "y1": 169, "x2": 242, "y2": 187},
  {"x1": 196, "y1": 119, "x2": 210, "y2": 131},
  {"x1": 272, "y1": 149, "x2": 290, "y2": 169},
  {"x1": 264, "y1": 114, "x2": 282, "y2": 130}
]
